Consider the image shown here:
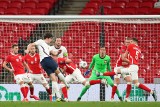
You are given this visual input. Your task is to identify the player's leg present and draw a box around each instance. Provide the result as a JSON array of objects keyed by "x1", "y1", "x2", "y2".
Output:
[
  {"x1": 15, "y1": 74, "x2": 29, "y2": 101},
  {"x1": 36, "y1": 74, "x2": 52, "y2": 101},
  {"x1": 103, "y1": 76, "x2": 122, "y2": 101},
  {"x1": 130, "y1": 65, "x2": 157, "y2": 101},
  {"x1": 123, "y1": 74, "x2": 132, "y2": 102},
  {"x1": 25, "y1": 74, "x2": 40, "y2": 100},
  {"x1": 61, "y1": 75, "x2": 74, "y2": 102}
]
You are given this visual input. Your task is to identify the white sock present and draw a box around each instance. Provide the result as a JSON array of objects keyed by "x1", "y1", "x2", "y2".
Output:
[
  {"x1": 58, "y1": 73, "x2": 68, "y2": 87},
  {"x1": 52, "y1": 81, "x2": 61, "y2": 98}
]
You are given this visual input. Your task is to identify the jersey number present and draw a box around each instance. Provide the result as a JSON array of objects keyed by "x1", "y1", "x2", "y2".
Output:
[{"x1": 135, "y1": 51, "x2": 140, "y2": 60}]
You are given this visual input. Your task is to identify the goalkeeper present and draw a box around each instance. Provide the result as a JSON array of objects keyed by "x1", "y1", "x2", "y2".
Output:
[{"x1": 77, "y1": 46, "x2": 122, "y2": 101}]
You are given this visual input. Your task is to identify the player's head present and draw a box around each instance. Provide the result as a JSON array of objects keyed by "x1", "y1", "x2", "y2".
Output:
[
  {"x1": 124, "y1": 37, "x2": 132, "y2": 46},
  {"x1": 132, "y1": 37, "x2": 138, "y2": 44},
  {"x1": 29, "y1": 46, "x2": 36, "y2": 54},
  {"x1": 55, "y1": 37, "x2": 61, "y2": 48},
  {"x1": 11, "y1": 44, "x2": 19, "y2": 54},
  {"x1": 99, "y1": 46, "x2": 106, "y2": 58},
  {"x1": 44, "y1": 33, "x2": 53, "y2": 43}
]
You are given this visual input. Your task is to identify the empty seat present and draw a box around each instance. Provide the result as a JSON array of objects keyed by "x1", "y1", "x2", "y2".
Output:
[
  {"x1": 103, "y1": 0, "x2": 115, "y2": 3},
  {"x1": 23, "y1": 2, "x2": 36, "y2": 9},
  {"x1": 31, "y1": 8, "x2": 47, "y2": 15},
  {"x1": 0, "y1": 0, "x2": 10, "y2": 4},
  {"x1": 122, "y1": 8, "x2": 136, "y2": 15},
  {"x1": 25, "y1": 0, "x2": 39, "y2": 3},
  {"x1": 36, "y1": 2, "x2": 51, "y2": 12},
  {"x1": 116, "y1": 0, "x2": 129, "y2": 2},
  {"x1": 5, "y1": 8, "x2": 18, "y2": 15},
  {"x1": 149, "y1": 8, "x2": 160, "y2": 15},
  {"x1": 102, "y1": 2, "x2": 112, "y2": 9},
  {"x1": 136, "y1": 8, "x2": 149, "y2": 14},
  {"x1": 140, "y1": 2, "x2": 154, "y2": 8},
  {"x1": 9, "y1": 2, "x2": 22, "y2": 9},
  {"x1": 86, "y1": 2, "x2": 99, "y2": 9},
  {"x1": 126, "y1": 2, "x2": 139, "y2": 8},
  {"x1": 112, "y1": 2, "x2": 126, "y2": 8},
  {"x1": 19, "y1": 8, "x2": 32, "y2": 15},
  {"x1": 143, "y1": 0, "x2": 158, "y2": 2},
  {"x1": 80, "y1": 8, "x2": 95, "y2": 15},
  {"x1": 130, "y1": 0, "x2": 142, "y2": 2},
  {"x1": 106, "y1": 8, "x2": 122, "y2": 15},
  {"x1": 0, "y1": 8, "x2": 5, "y2": 15}
]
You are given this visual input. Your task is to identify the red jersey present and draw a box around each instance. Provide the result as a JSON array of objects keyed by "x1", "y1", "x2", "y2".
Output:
[
  {"x1": 127, "y1": 44, "x2": 141, "y2": 65},
  {"x1": 116, "y1": 45, "x2": 127, "y2": 67},
  {"x1": 24, "y1": 53, "x2": 42, "y2": 74},
  {"x1": 57, "y1": 58, "x2": 76, "y2": 74},
  {"x1": 5, "y1": 53, "x2": 25, "y2": 75}
]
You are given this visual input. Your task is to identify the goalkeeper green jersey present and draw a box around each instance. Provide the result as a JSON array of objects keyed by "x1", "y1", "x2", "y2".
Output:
[{"x1": 89, "y1": 54, "x2": 111, "y2": 73}]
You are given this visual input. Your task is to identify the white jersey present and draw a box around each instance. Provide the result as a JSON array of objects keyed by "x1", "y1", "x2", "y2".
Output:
[
  {"x1": 34, "y1": 39, "x2": 52, "y2": 61},
  {"x1": 51, "y1": 45, "x2": 67, "y2": 58}
]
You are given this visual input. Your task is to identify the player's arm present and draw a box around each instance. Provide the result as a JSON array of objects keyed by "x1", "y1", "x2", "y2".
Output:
[
  {"x1": 88, "y1": 56, "x2": 95, "y2": 70},
  {"x1": 121, "y1": 52, "x2": 130, "y2": 63},
  {"x1": 3, "y1": 61, "x2": 14, "y2": 72},
  {"x1": 107, "y1": 57, "x2": 111, "y2": 72},
  {"x1": 23, "y1": 61, "x2": 32, "y2": 73},
  {"x1": 65, "y1": 58, "x2": 72, "y2": 64}
]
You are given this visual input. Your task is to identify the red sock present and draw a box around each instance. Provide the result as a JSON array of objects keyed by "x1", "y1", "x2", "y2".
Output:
[
  {"x1": 46, "y1": 88, "x2": 52, "y2": 95},
  {"x1": 30, "y1": 86, "x2": 34, "y2": 95},
  {"x1": 21, "y1": 87, "x2": 26, "y2": 98},
  {"x1": 89, "y1": 80, "x2": 101, "y2": 85},
  {"x1": 138, "y1": 83, "x2": 151, "y2": 93},
  {"x1": 111, "y1": 85, "x2": 117, "y2": 99},
  {"x1": 103, "y1": 72, "x2": 116, "y2": 76},
  {"x1": 25, "y1": 86, "x2": 29, "y2": 98},
  {"x1": 61, "y1": 87, "x2": 68, "y2": 98},
  {"x1": 126, "y1": 84, "x2": 131, "y2": 98}
]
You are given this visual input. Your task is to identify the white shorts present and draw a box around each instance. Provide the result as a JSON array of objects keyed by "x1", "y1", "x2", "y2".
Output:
[
  {"x1": 114, "y1": 66, "x2": 130, "y2": 79},
  {"x1": 28, "y1": 73, "x2": 48, "y2": 84},
  {"x1": 65, "y1": 68, "x2": 86, "y2": 84},
  {"x1": 14, "y1": 73, "x2": 32, "y2": 84},
  {"x1": 121, "y1": 65, "x2": 139, "y2": 80}
]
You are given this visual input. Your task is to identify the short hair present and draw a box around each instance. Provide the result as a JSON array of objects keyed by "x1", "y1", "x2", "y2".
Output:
[
  {"x1": 12, "y1": 44, "x2": 18, "y2": 48},
  {"x1": 99, "y1": 45, "x2": 105, "y2": 49},
  {"x1": 132, "y1": 37, "x2": 138, "y2": 43},
  {"x1": 44, "y1": 33, "x2": 53, "y2": 39}
]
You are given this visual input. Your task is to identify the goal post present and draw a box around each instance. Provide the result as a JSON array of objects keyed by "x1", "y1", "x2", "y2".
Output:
[{"x1": 0, "y1": 15, "x2": 159, "y2": 101}]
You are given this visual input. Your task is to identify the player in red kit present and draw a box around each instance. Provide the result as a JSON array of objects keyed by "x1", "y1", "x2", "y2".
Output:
[
  {"x1": 111, "y1": 38, "x2": 132, "y2": 101},
  {"x1": 97, "y1": 38, "x2": 157, "y2": 101},
  {"x1": 3, "y1": 44, "x2": 39, "y2": 101},
  {"x1": 24, "y1": 46, "x2": 52, "y2": 101}
]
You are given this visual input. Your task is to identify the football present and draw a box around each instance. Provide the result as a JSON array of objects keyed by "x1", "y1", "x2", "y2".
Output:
[{"x1": 79, "y1": 61, "x2": 88, "y2": 68}]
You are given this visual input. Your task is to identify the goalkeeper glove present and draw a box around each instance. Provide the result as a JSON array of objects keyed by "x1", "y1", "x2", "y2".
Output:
[{"x1": 84, "y1": 69, "x2": 91, "y2": 76}]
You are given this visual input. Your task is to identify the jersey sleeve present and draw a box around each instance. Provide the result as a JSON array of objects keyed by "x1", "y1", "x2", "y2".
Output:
[
  {"x1": 89, "y1": 55, "x2": 95, "y2": 69},
  {"x1": 34, "y1": 39, "x2": 42, "y2": 45},
  {"x1": 127, "y1": 44, "x2": 133, "y2": 52},
  {"x1": 107, "y1": 57, "x2": 111, "y2": 72}
]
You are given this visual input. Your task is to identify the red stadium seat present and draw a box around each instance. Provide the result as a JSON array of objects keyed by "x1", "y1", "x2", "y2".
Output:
[
  {"x1": 102, "y1": 2, "x2": 112, "y2": 9},
  {"x1": 9, "y1": 2, "x2": 22, "y2": 9},
  {"x1": 136, "y1": 8, "x2": 149, "y2": 15},
  {"x1": 112, "y1": 2, "x2": 126, "y2": 8},
  {"x1": 11, "y1": 0, "x2": 25, "y2": 2},
  {"x1": 130, "y1": 0, "x2": 142, "y2": 2},
  {"x1": 5, "y1": 8, "x2": 18, "y2": 15},
  {"x1": 143, "y1": 0, "x2": 158, "y2": 2},
  {"x1": 80, "y1": 8, "x2": 95, "y2": 15},
  {"x1": 126, "y1": 2, "x2": 139, "y2": 8},
  {"x1": 23, "y1": 2, "x2": 36, "y2": 9},
  {"x1": 116, "y1": 0, "x2": 129, "y2": 2},
  {"x1": 140, "y1": 2, "x2": 154, "y2": 8},
  {"x1": 25, "y1": 0, "x2": 39, "y2": 3},
  {"x1": 36, "y1": 2, "x2": 52, "y2": 12},
  {"x1": 122, "y1": 8, "x2": 136, "y2": 15},
  {"x1": 85, "y1": 2, "x2": 99, "y2": 10},
  {"x1": 103, "y1": 0, "x2": 115, "y2": 3},
  {"x1": 31, "y1": 8, "x2": 47, "y2": 15},
  {"x1": 0, "y1": 8, "x2": 5, "y2": 15},
  {"x1": 0, "y1": 2, "x2": 8, "y2": 9},
  {"x1": 19, "y1": 8, "x2": 32, "y2": 15},
  {"x1": 106, "y1": 8, "x2": 122, "y2": 15},
  {"x1": 0, "y1": 0, "x2": 10, "y2": 4},
  {"x1": 149, "y1": 8, "x2": 160, "y2": 15},
  {"x1": 39, "y1": 0, "x2": 56, "y2": 4}
]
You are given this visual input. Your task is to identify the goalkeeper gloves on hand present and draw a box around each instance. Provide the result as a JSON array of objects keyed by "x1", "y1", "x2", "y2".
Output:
[{"x1": 84, "y1": 69, "x2": 91, "y2": 76}]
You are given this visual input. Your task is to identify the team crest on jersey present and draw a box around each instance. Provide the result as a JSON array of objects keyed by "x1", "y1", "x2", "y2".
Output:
[
  {"x1": 104, "y1": 60, "x2": 107, "y2": 64},
  {"x1": 31, "y1": 61, "x2": 34, "y2": 64}
]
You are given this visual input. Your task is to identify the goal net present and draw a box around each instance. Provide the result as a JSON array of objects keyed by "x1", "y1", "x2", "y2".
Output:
[{"x1": 0, "y1": 15, "x2": 159, "y2": 101}]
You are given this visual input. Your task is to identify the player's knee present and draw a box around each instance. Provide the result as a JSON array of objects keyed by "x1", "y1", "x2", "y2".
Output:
[{"x1": 134, "y1": 83, "x2": 140, "y2": 87}]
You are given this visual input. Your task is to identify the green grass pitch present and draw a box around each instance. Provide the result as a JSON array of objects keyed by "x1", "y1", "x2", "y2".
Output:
[{"x1": 0, "y1": 101, "x2": 160, "y2": 107}]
